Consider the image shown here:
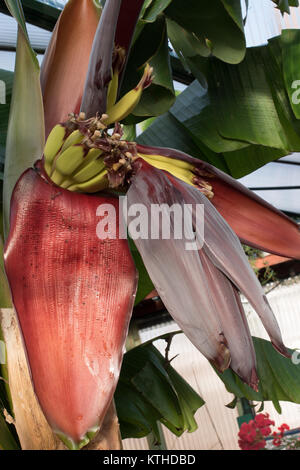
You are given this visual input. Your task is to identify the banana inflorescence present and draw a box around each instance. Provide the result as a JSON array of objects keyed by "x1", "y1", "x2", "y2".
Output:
[
  {"x1": 43, "y1": 63, "x2": 154, "y2": 192},
  {"x1": 43, "y1": 113, "x2": 138, "y2": 192},
  {"x1": 42, "y1": 62, "x2": 212, "y2": 199},
  {"x1": 43, "y1": 118, "x2": 214, "y2": 197}
]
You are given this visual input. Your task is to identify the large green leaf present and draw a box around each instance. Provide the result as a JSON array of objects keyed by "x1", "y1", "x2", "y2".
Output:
[
  {"x1": 0, "y1": 70, "x2": 13, "y2": 180},
  {"x1": 142, "y1": 0, "x2": 173, "y2": 22},
  {"x1": 165, "y1": 0, "x2": 246, "y2": 64},
  {"x1": 3, "y1": 0, "x2": 44, "y2": 235},
  {"x1": 170, "y1": 80, "x2": 248, "y2": 153},
  {"x1": 166, "y1": 18, "x2": 210, "y2": 88},
  {"x1": 139, "y1": 31, "x2": 300, "y2": 178},
  {"x1": 281, "y1": 29, "x2": 300, "y2": 119},
  {"x1": 115, "y1": 341, "x2": 204, "y2": 441},
  {"x1": 123, "y1": 15, "x2": 175, "y2": 119},
  {"x1": 208, "y1": 48, "x2": 291, "y2": 150},
  {"x1": 216, "y1": 337, "x2": 300, "y2": 414},
  {"x1": 223, "y1": 145, "x2": 286, "y2": 179}
]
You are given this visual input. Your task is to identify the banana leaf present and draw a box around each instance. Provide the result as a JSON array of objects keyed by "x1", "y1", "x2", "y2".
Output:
[
  {"x1": 215, "y1": 336, "x2": 300, "y2": 414},
  {"x1": 139, "y1": 30, "x2": 300, "y2": 178},
  {"x1": 115, "y1": 341, "x2": 204, "y2": 441},
  {"x1": 272, "y1": 0, "x2": 299, "y2": 14},
  {"x1": 0, "y1": 70, "x2": 13, "y2": 177},
  {"x1": 3, "y1": 0, "x2": 44, "y2": 234},
  {"x1": 165, "y1": 0, "x2": 246, "y2": 65},
  {"x1": 122, "y1": 15, "x2": 175, "y2": 120}
]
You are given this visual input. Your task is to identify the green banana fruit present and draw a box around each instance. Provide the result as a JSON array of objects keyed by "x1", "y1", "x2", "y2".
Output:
[
  {"x1": 54, "y1": 145, "x2": 86, "y2": 176},
  {"x1": 106, "y1": 70, "x2": 119, "y2": 110},
  {"x1": 67, "y1": 169, "x2": 108, "y2": 193},
  {"x1": 60, "y1": 129, "x2": 85, "y2": 152},
  {"x1": 44, "y1": 124, "x2": 66, "y2": 175}
]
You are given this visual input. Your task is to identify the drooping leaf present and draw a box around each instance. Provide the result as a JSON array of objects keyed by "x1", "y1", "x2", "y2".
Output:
[
  {"x1": 3, "y1": 0, "x2": 44, "y2": 236},
  {"x1": 222, "y1": 145, "x2": 286, "y2": 179},
  {"x1": 216, "y1": 336, "x2": 300, "y2": 413},
  {"x1": 0, "y1": 70, "x2": 13, "y2": 179},
  {"x1": 165, "y1": 0, "x2": 246, "y2": 64},
  {"x1": 142, "y1": 0, "x2": 173, "y2": 22},
  {"x1": 272, "y1": 0, "x2": 299, "y2": 14},
  {"x1": 208, "y1": 48, "x2": 290, "y2": 150},
  {"x1": 281, "y1": 29, "x2": 300, "y2": 119},
  {"x1": 115, "y1": 341, "x2": 204, "y2": 440},
  {"x1": 137, "y1": 93, "x2": 229, "y2": 173},
  {"x1": 122, "y1": 15, "x2": 175, "y2": 119}
]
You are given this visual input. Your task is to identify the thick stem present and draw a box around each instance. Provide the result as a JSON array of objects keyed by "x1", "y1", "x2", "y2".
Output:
[{"x1": 0, "y1": 308, "x2": 65, "y2": 450}]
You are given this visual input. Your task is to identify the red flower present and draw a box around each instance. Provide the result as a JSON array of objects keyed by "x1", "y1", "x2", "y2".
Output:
[
  {"x1": 238, "y1": 414, "x2": 274, "y2": 450},
  {"x1": 278, "y1": 423, "x2": 290, "y2": 434}
]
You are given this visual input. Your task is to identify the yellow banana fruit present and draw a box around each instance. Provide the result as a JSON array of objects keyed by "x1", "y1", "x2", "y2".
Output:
[
  {"x1": 139, "y1": 153, "x2": 193, "y2": 171},
  {"x1": 104, "y1": 63, "x2": 153, "y2": 126},
  {"x1": 138, "y1": 153, "x2": 194, "y2": 186},
  {"x1": 139, "y1": 153, "x2": 214, "y2": 198},
  {"x1": 44, "y1": 124, "x2": 66, "y2": 175}
]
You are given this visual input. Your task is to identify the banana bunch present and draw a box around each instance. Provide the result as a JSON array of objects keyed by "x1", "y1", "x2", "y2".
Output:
[
  {"x1": 42, "y1": 64, "x2": 154, "y2": 193},
  {"x1": 138, "y1": 152, "x2": 214, "y2": 199},
  {"x1": 43, "y1": 119, "x2": 109, "y2": 193}
]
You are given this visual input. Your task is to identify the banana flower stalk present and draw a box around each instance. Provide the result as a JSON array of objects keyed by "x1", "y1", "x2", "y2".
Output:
[{"x1": 3, "y1": 0, "x2": 300, "y2": 450}]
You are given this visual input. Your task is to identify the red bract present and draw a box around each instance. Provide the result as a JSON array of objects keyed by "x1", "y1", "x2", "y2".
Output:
[
  {"x1": 4, "y1": 168, "x2": 137, "y2": 448},
  {"x1": 126, "y1": 160, "x2": 290, "y2": 387},
  {"x1": 41, "y1": 0, "x2": 100, "y2": 137}
]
